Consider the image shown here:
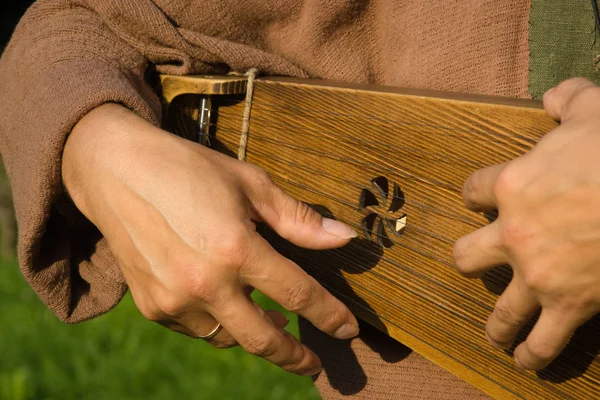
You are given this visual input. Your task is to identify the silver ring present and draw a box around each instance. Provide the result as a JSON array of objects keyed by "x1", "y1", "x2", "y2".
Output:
[{"x1": 197, "y1": 322, "x2": 222, "y2": 340}]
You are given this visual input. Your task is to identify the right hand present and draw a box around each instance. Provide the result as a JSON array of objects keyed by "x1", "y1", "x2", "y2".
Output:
[{"x1": 62, "y1": 103, "x2": 360, "y2": 376}]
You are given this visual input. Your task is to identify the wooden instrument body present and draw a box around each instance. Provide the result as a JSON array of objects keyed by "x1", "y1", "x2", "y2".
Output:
[{"x1": 161, "y1": 76, "x2": 599, "y2": 400}]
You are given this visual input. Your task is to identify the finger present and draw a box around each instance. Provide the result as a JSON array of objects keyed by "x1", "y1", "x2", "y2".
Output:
[
  {"x1": 514, "y1": 309, "x2": 584, "y2": 371},
  {"x1": 454, "y1": 223, "x2": 507, "y2": 278},
  {"x1": 543, "y1": 78, "x2": 600, "y2": 122},
  {"x1": 250, "y1": 300, "x2": 291, "y2": 330},
  {"x1": 462, "y1": 163, "x2": 508, "y2": 212},
  {"x1": 249, "y1": 180, "x2": 357, "y2": 249},
  {"x1": 213, "y1": 293, "x2": 323, "y2": 376},
  {"x1": 176, "y1": 312, "x2": 239, "y2": 348},
  {"x1": 265, "y1": 309, "x2": 291, "y2": 329},
  {"x1": 485, "y1": 279, "x2": 538, "y2": 350},
  {"x1": 243, "y1": 236, "x2": 359, "y2": 340},
  {"x1": 179, "y1": 307, "x2": 289, "y2": 349},
  {"x1": 159, "y1": 318, "x2": 238, "y2": 348}
]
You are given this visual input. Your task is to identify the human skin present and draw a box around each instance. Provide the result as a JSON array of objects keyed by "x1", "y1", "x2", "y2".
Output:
[
  {"x1": 455, "y1": 78, "x2": 600, "y2": 371},
  {"x1": 62, "y1": 103, "x2": 360, "y2": 376},
  {"x1": 62, "y1": 77, "x2": 600, "y2": 376}
]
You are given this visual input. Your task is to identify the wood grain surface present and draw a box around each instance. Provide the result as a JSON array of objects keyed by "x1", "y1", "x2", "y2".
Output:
[
  {"x1": 161, "y1": 76, "x2": 600, "y2": 400},
  {"x1": 160, "y1": 74, "x2": 248, "y2": 109}
]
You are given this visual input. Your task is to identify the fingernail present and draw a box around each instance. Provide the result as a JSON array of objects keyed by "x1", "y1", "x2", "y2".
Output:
[
  {"x1": 306, "y1": 365, "x2": 323, "y2": 376},
  {"x1": 334, "y1": 323, "x2": 359, "y2": 339},
  {"x1": 322, "y1": 218, "x2": 358, "y2": 239}
]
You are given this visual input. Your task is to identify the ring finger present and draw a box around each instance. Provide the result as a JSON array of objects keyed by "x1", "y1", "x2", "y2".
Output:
[{"x1": 211, "y1": 291, "x2": 322, "y2": 376}]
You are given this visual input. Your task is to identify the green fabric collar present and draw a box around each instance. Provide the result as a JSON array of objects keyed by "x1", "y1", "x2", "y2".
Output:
[{"x1": 529, "y1": 0, "x2": 600, "y2": 98}]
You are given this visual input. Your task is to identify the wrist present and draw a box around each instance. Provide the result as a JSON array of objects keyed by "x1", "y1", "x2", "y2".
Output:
[{"x1": 61, "y1": 103, "x2": 165, "y2": 221}]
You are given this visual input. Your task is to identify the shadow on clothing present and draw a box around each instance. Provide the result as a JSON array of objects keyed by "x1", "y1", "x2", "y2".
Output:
[
  {"x1": 258, "y1": 205, "x2": 411, "y2": 395},
  {"x1": 299, "y1": 317, "x2": 412, "y2": 396}
]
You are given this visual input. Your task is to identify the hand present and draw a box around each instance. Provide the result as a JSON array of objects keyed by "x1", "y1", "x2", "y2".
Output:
[
  {"x1": 62, "y1": 103, "x2": 359, "y2": 376},
  {"x1": 454, "y1": 78, "x2": 600, "y2": 371}
]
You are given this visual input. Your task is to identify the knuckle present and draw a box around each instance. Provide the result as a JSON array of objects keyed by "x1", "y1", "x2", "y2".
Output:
[
  {"x1": 285, "y1": 279, "x2": 316, "y2": 313},
  {"x1": 209, "y1": 337, "x2": 237, "y2": 349},
  {"x1": 318, "y1": 305, "x2": 346, "y2": 333},
  {"x1": 291, "y1": 201, "x2": 319, "y2": 226},
  {"x1": 556, "y1": 78, "x2": 592, "y2": 95},
  {"x1": 555, "y1": 78, "x2": 584, "y2": 93},
  {"x1": 453, "y1": 239, "x2": 472, "y2": 274},
  {"x1": 527, "y1": 341, "x2": 558, "y2": 362},
  {"x1": 572, "y1": 292, "x2": 595, "y2": 310},
  {"x1": 556, "y1": 291, "x2": 594, "y2": 314},
  {"x1": 248, "y1": 165, "x2": 274, "y2": 188},
  {"x1": 167, "y1": 257, "x2": 221, "y2": 304},
  {"x1": 462, "y1": 174, "x2": 483, "y2": 206},
  {"x1": 499, "y1": 219, "x2": 534, "y2": 250},
  {"x1": 554, "y1": 79, "x2": 600, "y2": 118},
  {"x1": 575, "y1": 85, "x2": 600, "y2": 101},
  {"x1": 280, "y1": 344, "x2": 305, "y2": 372},
  {"x1": 244, "y1": 332, "x2": 279, "y2": 358},
  {"x1": 494, "y1": 304, "x2": 528, "y2": 328},
  {"x1": 281, "y1": 359, "x2": 304, "y2": 373},
  {"x1": 208, "y1": 229, "x2": 251, "y2": 265},
  {"x1": 184, "y1": 272, "x2": 220, "y2": 304},
  {"x1": 157, "y1": 297, "x2": 187, "y2": 318},
  {"x1": 486, "y1": 329, "x2": 509, "y2": 346},
  {"x1": 521, "y1": 264, "x2": 551, "y2": 292},
  {"x1": 493, "y1": 167, "x2": 521, "y2": 200}
]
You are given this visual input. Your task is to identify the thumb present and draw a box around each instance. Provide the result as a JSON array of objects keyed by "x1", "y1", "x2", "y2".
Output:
[
  {"x1": 253, "y1": 184, "x2": 357, "y2": 250},
  {"x1": 543, "y1": 78, "x2": 600, "y2": 122}
]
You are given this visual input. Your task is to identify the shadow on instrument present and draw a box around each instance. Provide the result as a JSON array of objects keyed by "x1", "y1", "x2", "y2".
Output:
[
  {"x1": 258, "y1": 205, "x2": 412, "y2": 394},
  {"x1": 481, "y1": 266, "x2": 600, "y2": 383}
]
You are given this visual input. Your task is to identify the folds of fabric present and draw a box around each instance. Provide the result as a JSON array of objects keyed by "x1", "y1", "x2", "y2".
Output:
[{"x1": 1, "y1": 0, "x2": 530, "y2": 397}]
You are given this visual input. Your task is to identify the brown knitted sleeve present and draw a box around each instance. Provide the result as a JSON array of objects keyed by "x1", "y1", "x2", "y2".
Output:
[
  {"x1": 0, "y1": 0, "x2": 308, "y2": 323},
  {"x1": 0, "y1": 0, "x2": 165, "y2": 323}
]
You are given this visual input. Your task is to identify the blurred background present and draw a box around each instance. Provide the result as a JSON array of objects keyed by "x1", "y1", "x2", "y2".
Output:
[{"x1": 0, "y1": 2, "x2": 319, "y2": 399}]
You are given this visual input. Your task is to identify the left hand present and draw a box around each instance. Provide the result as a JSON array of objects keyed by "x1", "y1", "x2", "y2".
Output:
[{"x1": 454, "y1": 78, "x2": 600, "y2": 371}]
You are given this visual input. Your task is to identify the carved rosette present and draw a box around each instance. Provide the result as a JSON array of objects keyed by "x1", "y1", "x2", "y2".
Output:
[{"x1": 358, "y1": 176, "x2": 407, "y2": 248}]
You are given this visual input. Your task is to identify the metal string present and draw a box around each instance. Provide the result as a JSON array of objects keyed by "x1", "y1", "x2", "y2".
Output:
[
  {"x1": 185, "y1": 86, "x2": 598, "y2": 391},
  {"x1": 215, "y1": 133, "x2": 485, "y2": 228},
  {"x1": 317, "y1": 278, "x2": 588, "y2": 399},
  {"x1": 213, "y1": 95, "x2": 540, "y2": 146},
  {"x1": 221, "y1": 128, "x2": 465, "y2": 191}
]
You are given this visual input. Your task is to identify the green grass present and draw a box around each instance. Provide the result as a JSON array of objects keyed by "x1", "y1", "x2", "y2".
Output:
[{"x1": 0, "y1": 258, "x2": 320, "y2": 400}]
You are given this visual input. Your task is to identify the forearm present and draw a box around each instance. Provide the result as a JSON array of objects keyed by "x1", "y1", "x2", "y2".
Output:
[
  {"x1": 0, "y1": 0, "x2": 160, "y2": 322},
  {"x1": 63, "y1": 104, "x2": 162, "y2": 224}
]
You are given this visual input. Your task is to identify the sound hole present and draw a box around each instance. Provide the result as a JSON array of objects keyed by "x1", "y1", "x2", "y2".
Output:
[{"x1": 358, "y1": 177, "x2": 408, "y2": 248}]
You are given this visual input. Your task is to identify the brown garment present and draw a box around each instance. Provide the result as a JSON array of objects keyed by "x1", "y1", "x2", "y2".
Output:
[{"x1": 0, "y1": 0, "x2": 530, "y2": 398}]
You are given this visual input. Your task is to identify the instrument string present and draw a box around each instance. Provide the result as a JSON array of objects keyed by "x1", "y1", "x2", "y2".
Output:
[
  {"x1": 274, "y1": 176, "x2": 463, "y2": 249},
  {"x1": 214, "y1": 96, "x2": 540, "y2": 147},
  {"x1": 210, "y1": 113, "x2": 531, "y2": 170},
  {"x1": 317, "y1": 278, "x2": 585, "y2": 398},
  {"x1": 216, "y1": 136, "x2": 483, "y2": 226},
  {"x1": 267, "y1": 178, "x2": 522, "y2": 312},
  {"x1": 248, "y1": 116, "x2": 524, "y2": 168},
  {"x1": 313, "y1": 244, "x2": 600, "y2": 364},
  {"x1": 214, "y1": 127, "x2": 464, "y2": 191},
  {"x1": 214, "y1": 134, "x2": 484, "y2": 229},
  {"x1": 305, "y1": 231, "x2": 497, "y2": 315},
  {"x1": 182, "y1": 91, "x2": 599, "y2": 386},
  {"x1": 241, "y1": 108, "x2": 600, "y2": 369},
  {"x1": 203, "y1": 102, "x2": 533, "y2": 309},
  {"x1": 320, "y1": 277, "x2": 597, "y2": 392}
]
